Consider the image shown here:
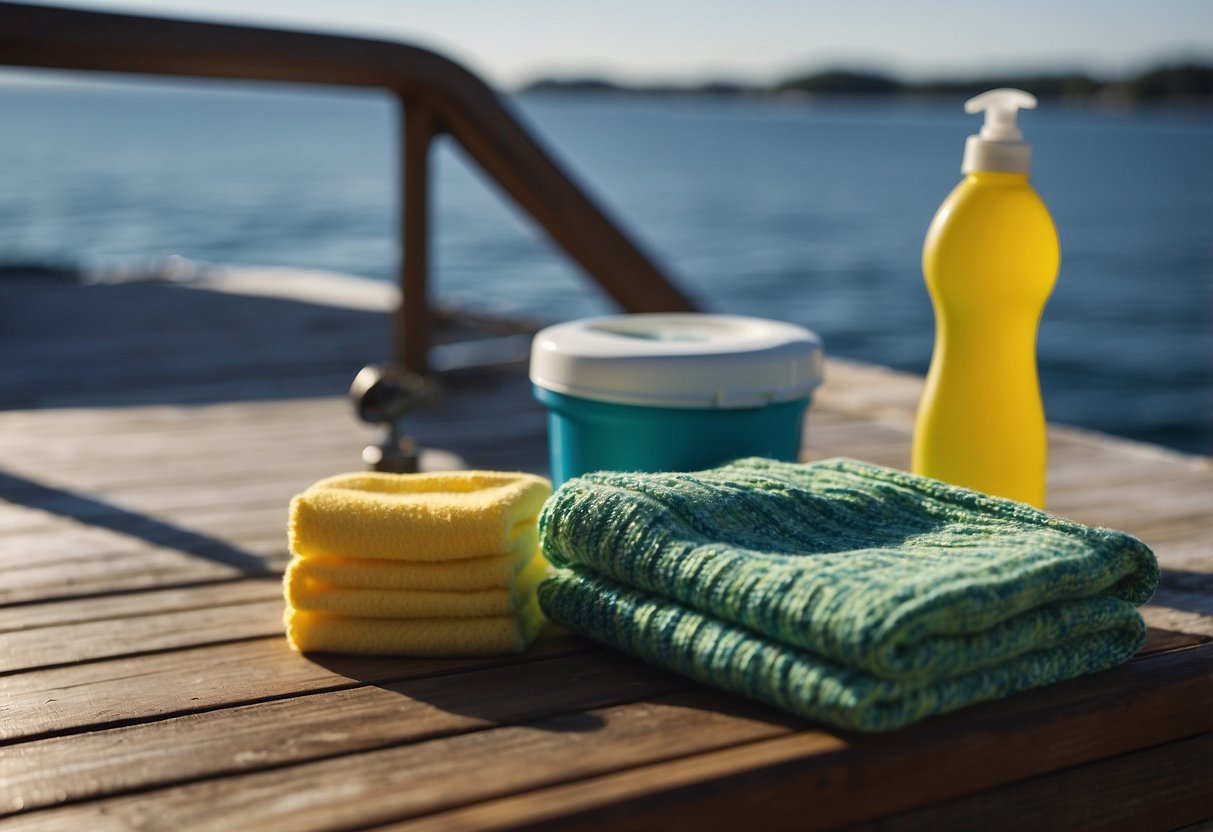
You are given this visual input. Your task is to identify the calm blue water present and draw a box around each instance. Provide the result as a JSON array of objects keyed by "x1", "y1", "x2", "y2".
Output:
[{"x1": 1, "y1": 79, "x2": 1210, "y2": 453}]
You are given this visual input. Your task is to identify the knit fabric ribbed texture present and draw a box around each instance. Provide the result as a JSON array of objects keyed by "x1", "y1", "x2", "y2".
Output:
[{"x1": 537, "y1": 457, "x2": 1158, "y2": 732}]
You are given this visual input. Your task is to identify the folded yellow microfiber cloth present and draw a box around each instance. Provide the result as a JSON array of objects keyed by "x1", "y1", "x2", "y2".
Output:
[
  {"x1": 283, "y1": 469, "x2": 552, "y2": 657},
  {"x1": 289, "y1": 470, "x2": 551, "y2": 561},
  {"x1": 286, "y1": 528, "x2": 539, "y2": 592},
  {"x1": 285, "y1": 554, "x2": 550, "y2": 619},
  {"x1": 283, "y1": 595, "x2": 546, "y2": 657}
]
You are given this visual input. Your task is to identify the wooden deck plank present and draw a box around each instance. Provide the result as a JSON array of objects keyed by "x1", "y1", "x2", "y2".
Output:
[
  {"x1": 0, "y1": 579, "x2": 280, "y2": 633},
  {"x1": 1, "y1": 635, "x2": 1205, "y2": 824},
  {"x1": 0, "y1": 635, "x2": 584, "y2": 743},
  {"x1": 0, "y1": 452, "x2": 364, "y2": 504},
  {"x1": 389, "y1": 644, "x2": 1213, "y2": 832},
  {"x1": 0, "y1": 529, "x2": 280, "y2": 606},
  {"x1": 1, "y1": 583, "x2": 1196, "y2": 684},
  {"x1": 0, "y1": 400, "x2": 373, "y2": 445},
  {"x1": 0, "y1": 524, "x2": 280, "y2": 572},
  {"x1": 1, "y1": 499, "x2": 297, "y2": 549},
  {"x1": 1148, "y1": 590, "x2": 1213, "y2": 635},
  {"x1": 0, "y1": 651, "x2": 687, "y2": 816},
  {"x1": 0, "y1": 595, "x2": 284, "y2": 673},
  {"x1": 0, "y1": 548, "x2": 260, "y2": 606},
  {"x1": 840, "y1": 734, "x2": 1213, "y2": 832},
  {"x1": 0, "y1": 443, "x2": 374, "y2": 502},
  {"x1": 1048, "y1": 479, "x2": 1213, "y2": 529},
  {"x1": 0, "y1": 689, "x2": 798, "y2": 832}
]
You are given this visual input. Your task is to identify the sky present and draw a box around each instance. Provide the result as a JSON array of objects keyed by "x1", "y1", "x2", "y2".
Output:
[{"x1": 8, "y1": 0, "x2": 1213, "y2": 88}]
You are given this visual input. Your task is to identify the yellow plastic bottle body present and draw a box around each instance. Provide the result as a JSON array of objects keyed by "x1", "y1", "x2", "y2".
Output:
[{"x1": 912, "y1": 172, "x2": 1059, "y2": 507}]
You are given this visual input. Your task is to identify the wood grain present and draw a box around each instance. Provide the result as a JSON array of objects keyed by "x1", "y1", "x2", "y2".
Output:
[
  {"x1": 0, "y1": 579, "x2": 280, "y2": 633},
  {"x1": 0, "y1": 651, "x2": 688, "y2": 815},
  {"x1": 391, "y1": 644, "x2": 1213, "y2": 832},
  {"x1": 0, "y1": 689, "x2": 798, "y2": 831},
  {"x1": 0, "y1": 633, "x2": 585, "y2": 742},
  {"x1": 841, "y1": 733, "x2": 1213, "y2": 832},
  {"x1": 1, "y1": 275, "x2": 1210, "y2": 830},
  {"x1": 0, "y1": 595, "x2": 284, "y2": 673}
]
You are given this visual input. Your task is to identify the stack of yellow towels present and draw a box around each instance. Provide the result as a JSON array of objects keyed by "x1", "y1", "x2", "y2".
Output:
[{"x1": 283, "y1": 470, "x2": 552, "y2": 657}]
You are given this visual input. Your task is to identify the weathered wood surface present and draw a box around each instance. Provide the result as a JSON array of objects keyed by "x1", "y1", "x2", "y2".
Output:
[{"x1": 1, "y1": 275, "x2": 1210, "y2": 829}]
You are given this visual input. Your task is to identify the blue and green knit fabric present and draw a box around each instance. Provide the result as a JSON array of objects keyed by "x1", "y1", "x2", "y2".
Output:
[{"x1": 537, "y1": 457, "x2": 1158, "y2": 733}]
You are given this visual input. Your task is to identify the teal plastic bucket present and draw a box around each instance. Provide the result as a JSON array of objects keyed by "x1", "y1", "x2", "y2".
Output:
[
  {"x1": 530, "y1": 314, "x2": 824, "y2": 487},
  {"x1": 533, "y1": 386, "x2": 811, "y2": 487}
]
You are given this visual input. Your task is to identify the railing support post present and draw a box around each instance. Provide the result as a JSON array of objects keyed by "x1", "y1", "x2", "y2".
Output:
[
  {"x1": 0, "y1": 1, "x2": 700, "y2": 377},
  {"x1": 397, "y1": 98, "x2": 438, "y2": 375}
]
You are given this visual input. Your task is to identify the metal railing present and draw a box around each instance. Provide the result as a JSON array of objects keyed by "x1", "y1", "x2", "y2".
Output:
[{"x1": 0, "y1": 2, "x2": 697, "y2": 374}]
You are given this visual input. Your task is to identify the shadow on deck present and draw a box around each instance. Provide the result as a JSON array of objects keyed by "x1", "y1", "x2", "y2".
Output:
[{"x1": 2, "y1": 275, "x2": 392, "y2": 409}]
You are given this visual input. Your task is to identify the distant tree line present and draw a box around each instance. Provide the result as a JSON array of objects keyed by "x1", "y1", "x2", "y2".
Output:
[{"x1": 522, "y1": 62, "x2": 1213, "y2": 103}]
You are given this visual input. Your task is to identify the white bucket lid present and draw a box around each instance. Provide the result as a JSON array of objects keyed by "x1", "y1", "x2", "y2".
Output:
[{"x1": 530, "y1": 313, "x2": 824, "y2": 409}]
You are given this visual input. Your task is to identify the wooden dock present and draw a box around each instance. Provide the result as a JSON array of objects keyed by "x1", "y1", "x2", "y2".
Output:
[{"x1": 1, "y1": 273, "x2": 1211, "y2": 830}]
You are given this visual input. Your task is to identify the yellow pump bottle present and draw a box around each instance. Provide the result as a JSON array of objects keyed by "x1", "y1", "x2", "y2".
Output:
[{"x1": 912, "y1": 89, "x2": 1060, "y2": 508}]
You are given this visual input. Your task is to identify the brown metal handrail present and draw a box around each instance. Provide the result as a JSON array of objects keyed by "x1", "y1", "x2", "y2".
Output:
[{"x1": 0, "y1": 2, "x2": 698, "y2": 374}]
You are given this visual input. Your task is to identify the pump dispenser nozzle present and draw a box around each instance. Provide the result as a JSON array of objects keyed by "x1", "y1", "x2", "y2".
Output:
[{"x1": 961, "y1": 88, "x2": 1037, "y2": 175}]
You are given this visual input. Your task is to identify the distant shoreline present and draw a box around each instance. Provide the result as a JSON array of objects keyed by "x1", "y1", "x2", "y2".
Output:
[{"x1": 519, "y1": 61, "x2": 1213, "y2": 105}]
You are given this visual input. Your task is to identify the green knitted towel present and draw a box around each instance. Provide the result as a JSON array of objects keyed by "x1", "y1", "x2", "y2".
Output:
[{"x1": 537, "y1": 457, "x2": 1158, "y2": 732}]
